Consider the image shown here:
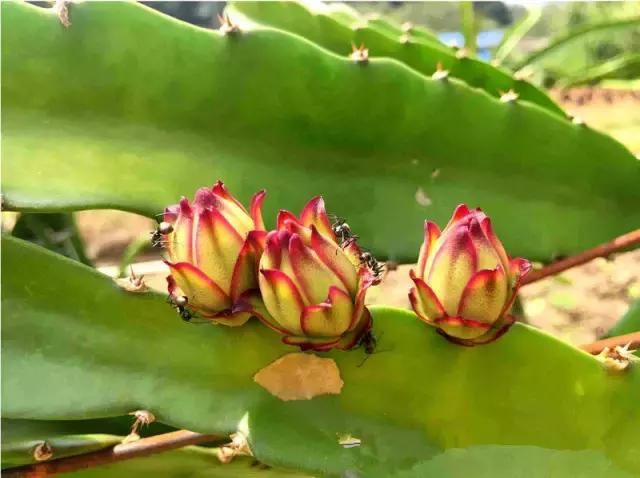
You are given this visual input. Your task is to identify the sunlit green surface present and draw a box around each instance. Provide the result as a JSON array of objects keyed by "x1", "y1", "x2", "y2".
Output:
[
  {"x1": 3, "y1": 236, "x2": 639, "y2": 476},
  {"x1": 2, "y1": 1, "x2": 639, "y2": 262}
]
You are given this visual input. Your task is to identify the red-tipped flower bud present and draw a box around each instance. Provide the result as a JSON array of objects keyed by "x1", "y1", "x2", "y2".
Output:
[
  {"x1": 163, "y1": 181, "x2": 266, "y2": 326},
  {"x1": 409, "y1": 204, "x2": 531, "y2": 345},
  {"x1": 238, "y1": 197, "x2": 373, "y2": 351}
]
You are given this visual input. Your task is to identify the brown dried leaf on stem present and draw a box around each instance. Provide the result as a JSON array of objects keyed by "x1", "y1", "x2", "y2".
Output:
[{"x1": 254, "y1": 352, "x2": 343, "y2": 401}]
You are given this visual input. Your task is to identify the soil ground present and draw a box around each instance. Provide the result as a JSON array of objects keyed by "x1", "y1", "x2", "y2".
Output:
[{"x1": 4, "y1": 88, "x2": 638, "y2": 346}]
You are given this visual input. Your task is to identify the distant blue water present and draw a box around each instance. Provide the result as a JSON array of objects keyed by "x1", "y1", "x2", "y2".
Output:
[{"x1": 438, "y1": 30, "x2": 504, "y2": 60}]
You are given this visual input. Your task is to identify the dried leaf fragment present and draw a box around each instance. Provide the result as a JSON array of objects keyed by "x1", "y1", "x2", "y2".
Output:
[
  {"x1": 217, "y1": 432, "x2": 252, "y2": 464},
  {"x1": 254, "y1": 353, "x2": 343, "y2": 401}
]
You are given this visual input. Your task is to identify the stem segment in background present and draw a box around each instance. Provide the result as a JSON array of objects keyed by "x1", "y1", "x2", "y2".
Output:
[
  {"x1": 3, "y1": 430, "x2": 222, "y2": 478},
  {"x1": 522, "y1": 229, "x2": 640, "y2": 286}
]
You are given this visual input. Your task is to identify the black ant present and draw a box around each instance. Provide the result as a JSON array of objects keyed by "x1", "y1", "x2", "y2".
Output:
[
  {"x1": 329, "y1": 215, "x2": 359, "y2": 248},
  {"x1": 359, "y1": 329, "x2": 377, "y2": 355},
  {"x1": 150, "y1": 221, "x2": 173, "y2": 248},
  {"x1": 357, "y1": 329, "x2": 384, "y2": 367},
  {"x1": 359, "y1": 250, "x2": 384, "y2": 283},
  {"x1": 170, "y1": 295, "x2": 194, "y2": 322}
]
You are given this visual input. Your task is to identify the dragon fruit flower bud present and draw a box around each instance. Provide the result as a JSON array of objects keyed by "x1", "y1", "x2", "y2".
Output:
[
  {"x1": 163, "y1": 181, "x2": 266, "y2": 326},
  {"x1": 409, "y1": 204, "x2": 531, "y2": 346},
  {"x1": 237, "y1": 224, "x2": 374, "y2": 352},
  {"x1": 275, "y1": 196, "x2": 362, "y2": 269}
]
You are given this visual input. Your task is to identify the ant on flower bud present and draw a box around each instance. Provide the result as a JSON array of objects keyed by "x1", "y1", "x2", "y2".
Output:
[
  {"x1": 150, "y1": 221, "x2": 173, "y2": 248},
  {"x1": 170, "y1": 295, "x2": 194, "y2": 322},
  {"x1": 330, "y1": 215, "x2": 359, "y2": 248},
  {"x1": 359, "y1": 250, "x2": 384, "y2": 283}
]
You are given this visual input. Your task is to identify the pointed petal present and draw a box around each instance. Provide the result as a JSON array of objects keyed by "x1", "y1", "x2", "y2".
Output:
[
  {"x1": 289, "y1": 233, "x2": 343, "y2": 305},
  {"x1": 211, "y1": 180, "x2": 246, "y2": 211},
  {"x1": 310, "y1": 226, "x2": 358, "y2": 295},
  {"x1": 409, "y1": 273, "x2": 446, "y2": 323},
  {"x1": 444, "y1": 204, "x2": 472, "y2": 230},
  {"x1": 276, "y1": 210, "x2": 300, "y2": 231},
  {"x1": 193, "y1": 208, "x2": 244, "y2": 293},
  {"x1": 458, "y1": 266, "x2": 508, "y2": 324},
  {"x1": 443, "y1": 315, "x2": 515, "y2": 346},
  {"x1": 281, "y1": 219, "x2": 313, "y2": 245},
  {"x1": 259, "y1": 269, "x2": 305, "y2": 335},
  {"x1": 468, "y1": 217, "x2": 502, "y2": 271},
  {"x1": 434, "y1": 316, "x2": 492, "y2": 340},
  {"x1": 282, "y1": 335, "x2": 341, "y2": 352},
  {"x1": 498, "y1": 258, "x2": 532, "y2": 317},
  {"x1": 247, "y1": 230, "x2": 267, "y2": 253},
  {"x1": 163, "y1": 204, "x2": 180, "y2": 224},
  {"x1": 260, "y1": 230, "x2": 284, "y2": 270},
  {"x1": 426, "y1": 226, "x2": 477, "y2": 315},
  {"x1": 208, "y1": 310, "x2": 252, "y2": 327},
  {"x1": 416, "y1": 221, "x2": 441, "y2": 278},
  {"x1": 350, "y1": 269, "x2": 374, "y2": 331},
  {"x1": 166, "y1": 275, "x2": 178, "y2": 297},
  {"x1": 165, "y1": 261, "x2": 229, "y2": 313},
  {"x1": 206, "y1": 182, "x2": 253, "y2": 233},
  {"x1": 234, "y1": 290, "x2": 290, "y2": 334},
  {"x1": 301, "y1": 286, "x2": 353, "y2": 337},
  {"x1": 250, "y1": 190, "x2": 267, "y2": 230},
  {"x1": 471, "y1": 315, "x2": 516, "y2": 345},
  {"x1": 509, "y1": 257, "x2": 532, "y2": 287},
  {"x1": 300, "y1": 196, "x2": 334, "y2": 239},
  {"x1": 480, "y1": 217, "x2": 510, "y2": 271},
  {"x1": 229, "y1": 238, "x2": 259, "y2": 301},
  {"x1": 167, "y1": 197, "x2": 193, "y2": 263}
]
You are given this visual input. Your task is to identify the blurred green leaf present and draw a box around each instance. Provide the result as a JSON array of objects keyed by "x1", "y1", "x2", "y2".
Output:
[
  {"x1": 11, "y1": 213, "x2": 91, "y2": 265},
  {"x1": 3, "y1": 235, "x2": 640, "y2": 476},
  {"x1": 516, "y1": 16, "x2": 640, "y2": 69},
  {"x1": 558, "y1": 53, "x2": 640, "y2": 88},
  {"x1": 605, "y1": 300, "x2": 640, "y2": 338},
  {"x1": 494, "y1": 7, "x2": 542, "y2": 64}
]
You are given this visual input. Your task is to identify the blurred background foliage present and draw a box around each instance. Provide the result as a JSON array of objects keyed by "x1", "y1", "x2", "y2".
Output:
[{"x1": 140, "y1": 0, "x2": 640, "y2": 87}]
